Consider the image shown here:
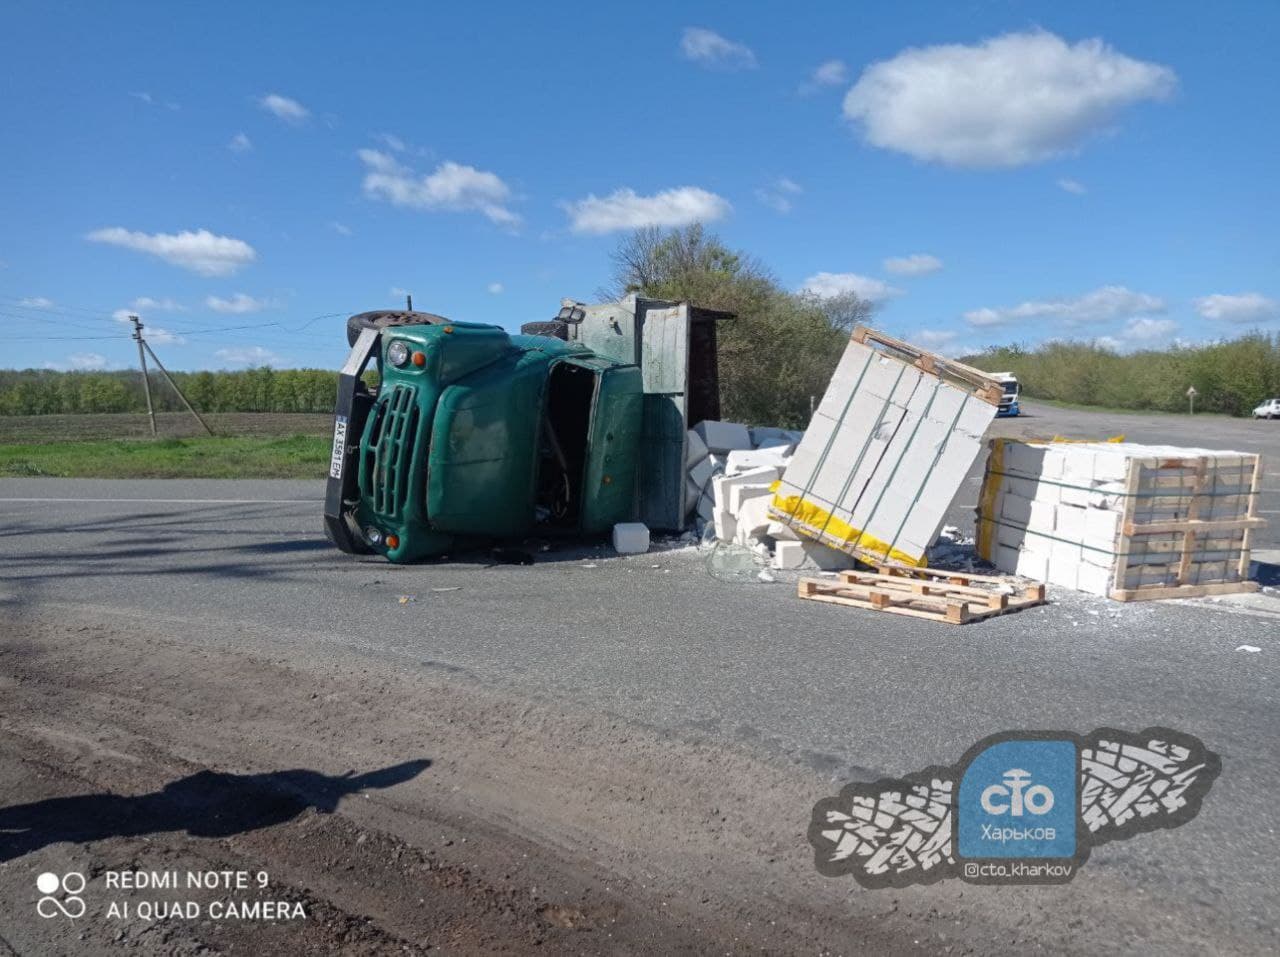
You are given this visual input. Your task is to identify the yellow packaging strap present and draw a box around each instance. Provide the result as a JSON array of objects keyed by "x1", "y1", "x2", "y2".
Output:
[
  {"x1": 975, "y1": 438, "x2": 1006, "y2": 561},
  {"x1": 770, "y1": 492, "x2": 926, "y2": 567}
]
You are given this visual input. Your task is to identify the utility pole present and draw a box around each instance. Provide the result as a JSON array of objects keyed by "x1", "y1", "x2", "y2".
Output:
[
  {"x1": 130, "y1": 314, "x2": 157, "y2": 436},
  {"x1": 142, "y1": 341, "x2": 215, "y2": 437}
]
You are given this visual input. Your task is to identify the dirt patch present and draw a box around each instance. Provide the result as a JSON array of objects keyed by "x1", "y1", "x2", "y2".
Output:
[
  {"x1": 0, "y1": 607, "x2": 1266, "y2": 955},
  {"x1": 0, "y1": 413, "x2": 332, "y2": 444}
]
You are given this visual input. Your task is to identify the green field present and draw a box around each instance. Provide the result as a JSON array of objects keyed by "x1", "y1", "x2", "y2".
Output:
[
  {"x1": 0, "y1": 435, "x2": 330, "y2": 479},
  {"x1": 0, "y1": 413, "x2": 333, "y2": 478}
]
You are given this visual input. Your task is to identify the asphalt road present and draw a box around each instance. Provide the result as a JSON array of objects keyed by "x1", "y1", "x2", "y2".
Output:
[{"x1": 2, "y1": 401, "x2": 1278, "y2": 952}]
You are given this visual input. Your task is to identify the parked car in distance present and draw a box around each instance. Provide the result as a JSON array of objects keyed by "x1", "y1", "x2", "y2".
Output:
[{"x1": 1253, "y1": 397, "x2": 1280, "y2": 419}]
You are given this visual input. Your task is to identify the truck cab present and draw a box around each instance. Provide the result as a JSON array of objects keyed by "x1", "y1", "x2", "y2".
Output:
[
  {"x1": 991, "y1": 373, "x2": 1021, "y2": 417},
  {"x1": 324, "y1": 297, "x2": 728, "y2": 562}
]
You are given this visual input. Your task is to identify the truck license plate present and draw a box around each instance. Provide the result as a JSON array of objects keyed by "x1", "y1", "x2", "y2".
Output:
[{"x1": 329, "y1": 416, "x2": 348, "y2": 479}]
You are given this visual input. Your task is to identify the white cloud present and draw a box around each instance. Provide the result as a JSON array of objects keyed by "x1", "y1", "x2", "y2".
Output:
[
  {"x1": 389, "y1": 286, "x2": 411, "y2": 300},
  {"x1": 228, "y1": 132, "x2": 252, "y2": 153},
  {"x1": 215, "y1": 345, "x2": 282, "y2": 367},
  {"x1": 907, "y1": 328, "x2": 981, "y2": 358},
  {"x1": 259, "y1": 93, "x2": 309, "y2": 123},
  {"x1": 1193, "y1": 292, "x2": 1280, "y2": 324},
  {"x1": 375, "y1": 132, "x2": 406, "y2": 152},
  {"x1": 563, "y1": 186, "x2": 731, "y2": 234},
  {"x1": 755, "y1": 177, "x2": 802, "y2": 213},
  {"x1": 18, "y1": 296, "x2": 54, "y2": 308},
  {"x1": 883, "y1": 253, "x2": 942, "y2": 277},
  {"x1": 111, "y1": 308, "x2": 184, "y2": 344},
  {"x1": 487, "y1": 282, "x2": 504, "y2": 294},
  {"x1": 811, "y1": 59, "x2": 848, "y2": 87},
  {"x1": 1120, "y1": 317, "x2": 1178, "y2": 341},
  {"x1": 1094, "y1": 317, "x2": 1179, "y2": 352},
  {"x1": 330, "y1": 221, "x2": 352, "y2": 236},
  {"x1": 70, "y1": 352, "x2": 108, "y2": 370},
  {"x1": 800, "y1": 272, "x2": 901, "y2": 303},
  {"x1": 1057, "y1": 177, "x2": 1087, "y2": 195},
  {"x1": 680, "y1": 27, "x2": 757, "y2": 70},
  {"x1": 131, "y1": 91, "x2": 178, "y2": 110},
  {"x1": 965, "y1": 285, "x2": 1165, "y2": 328},
  {"x1": 130, "y1": 296, "x2": 184, "y2": 311},
  {"x1": 358, "y1": 150, "x2": 520, "y2": 226},
  {"x1": 843, "y1": 31, "x2": 1176, "y2": 168},
  {"x1": 87, "y1": 227, "x2": 257, "y2": 277},
  {"x1": 44, "y1": 352, "x2": 111, "y2": 372},
  {"x1": 206, "y1": 293, "x2": 270, "y2": 314}
]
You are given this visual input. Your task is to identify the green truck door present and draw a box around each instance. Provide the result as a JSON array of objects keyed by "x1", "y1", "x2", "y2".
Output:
[
  {"x1": 638, "y1": 303, "x2": 690, "y2": 530},
  {"x1": 579, "y1": 362, "x2": 644, "y2": 533}
]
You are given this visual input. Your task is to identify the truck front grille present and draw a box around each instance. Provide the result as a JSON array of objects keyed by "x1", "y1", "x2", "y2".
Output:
[{"x1": 364, "y1": 385, "x2": 420, "y2": 518}]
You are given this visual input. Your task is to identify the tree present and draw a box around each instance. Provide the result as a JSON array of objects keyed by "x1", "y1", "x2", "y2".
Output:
[{"x1": 606, "y1": 224, "x2": 869, "y2": 428}]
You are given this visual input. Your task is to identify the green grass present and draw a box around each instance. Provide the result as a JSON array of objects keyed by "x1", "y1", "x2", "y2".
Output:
[{"x1": 0, "y1": 435, "x2": 330, "y2": 479}]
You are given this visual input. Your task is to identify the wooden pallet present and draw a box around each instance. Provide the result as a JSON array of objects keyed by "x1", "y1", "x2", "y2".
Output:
[
  {"x1": 1109, "y1": 453, "x2": 1264, "y2": 602},
  {"x1": 797, "y1": 564, "x2": 1047, "y2": 624},
  {"x1": 852, "y1": 326, "x2": 1004, "y2": 406}
]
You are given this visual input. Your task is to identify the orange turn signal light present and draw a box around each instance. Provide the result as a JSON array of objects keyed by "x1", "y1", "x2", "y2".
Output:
[
  {"x1": 411, "y1": 351, "x2": 426, "y2": 367},
  {"x1": 385, "y1": 534, "x2": 400, "y2": 549}
]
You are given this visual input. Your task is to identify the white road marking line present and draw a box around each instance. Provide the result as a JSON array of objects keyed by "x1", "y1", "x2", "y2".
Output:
[{"x1": 0, "y1": 497, "x2": 316, "y2": 504}]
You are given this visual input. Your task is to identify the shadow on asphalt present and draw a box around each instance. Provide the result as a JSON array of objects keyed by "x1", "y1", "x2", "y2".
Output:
[
  {"x1": 1250, "y1": 560, "x2": 1280, "y2": 588},
  {"x1": 0, "y1": 760, "x2": 430, "y2": 863}
]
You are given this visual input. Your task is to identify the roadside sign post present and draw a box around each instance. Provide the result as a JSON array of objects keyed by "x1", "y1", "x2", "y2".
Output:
[{"x1": 1186, "y1": 385, "x2": 1198, "y2": 415}]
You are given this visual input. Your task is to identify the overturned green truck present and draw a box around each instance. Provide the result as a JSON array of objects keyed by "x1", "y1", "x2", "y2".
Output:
[{"x1": 324, "y1": 296, "x2": 730, "y2": 562}]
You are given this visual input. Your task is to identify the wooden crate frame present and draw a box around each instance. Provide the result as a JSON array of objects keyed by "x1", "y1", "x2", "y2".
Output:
[
  {"x1": 851, "y1": 326, "x2": 1004, "y2": 406},
  {"x1": 797, "y1": 563, "x2": 1047, "y2": 625},
  {"x1": 1109, "y1": 454, "x2": 1263, "y2": 602}
]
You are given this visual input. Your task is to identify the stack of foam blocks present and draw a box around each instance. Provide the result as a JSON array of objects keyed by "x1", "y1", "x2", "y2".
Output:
[
  {"x1": 976, "y1": 439, "x2": 1263, "y2": 600},
  {"x1": 685, "y1": 420, "x2": 859, "y2": 570},
  {"x1": 769, "y1": 327, "x2": 1002, "y2": 569}
]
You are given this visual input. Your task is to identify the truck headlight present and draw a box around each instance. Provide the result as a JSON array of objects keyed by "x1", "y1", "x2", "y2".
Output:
[{"x1": 386, "y1": 340, "x2": 410, "y2": 367}]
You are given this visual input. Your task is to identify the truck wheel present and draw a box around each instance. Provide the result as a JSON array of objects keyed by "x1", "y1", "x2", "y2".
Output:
[{"x1": 346, "y1": 310, "x2": 451, "y2": 347}]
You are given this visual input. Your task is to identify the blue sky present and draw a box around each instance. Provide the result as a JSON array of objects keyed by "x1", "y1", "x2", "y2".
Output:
[{"x1": 2, "y1": 0, "x2": 1278, "y2": 371}]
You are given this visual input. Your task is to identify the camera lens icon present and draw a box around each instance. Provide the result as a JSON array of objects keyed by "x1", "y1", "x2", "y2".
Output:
[{"x1": 36, "y1": 872, "x2": 86, "y2": 919}]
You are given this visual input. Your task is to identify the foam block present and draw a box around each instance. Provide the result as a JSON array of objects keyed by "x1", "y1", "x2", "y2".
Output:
[
  {"x1": 685, "y1": 428, "x2": 709, "y2": 467},
  {"x1": 714, "y1": 467, "x2": 781, "y2": 512},
  {"x1": 612, "y1": 522, "x2": 650, "y2": 554},
  {"x1": 725, "y1": 447, "x2": 792, "y2": 476},
  {"x1": 696, "y1": 492, "x2": 715, "y2": 523},
  {"x1": 693, "y1": 420, "x2": 753, "y2": 454},
  {"x1": 735, "y1": 496, "x2": 773, "y2": 544},
  {"x1": 714, "y1": 509, "x2": 737, "y2": 542},
  {"x1": 773, "y1": 540, "x2": 807, "y2": 569},
  {"x1": 766, "y1": 520, "x2": 802, "y2": 541},
  {"x1": 688, "y1": 455, "x2": 715, "y2": 493},
  {"x1": 728, "y1": 482, "x2": 774, "y2": 516}
]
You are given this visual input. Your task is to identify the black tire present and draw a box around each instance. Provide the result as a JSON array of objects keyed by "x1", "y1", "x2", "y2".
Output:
[{"x1": 346, "y1": 310, "x2": 451, "y2": 347}]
